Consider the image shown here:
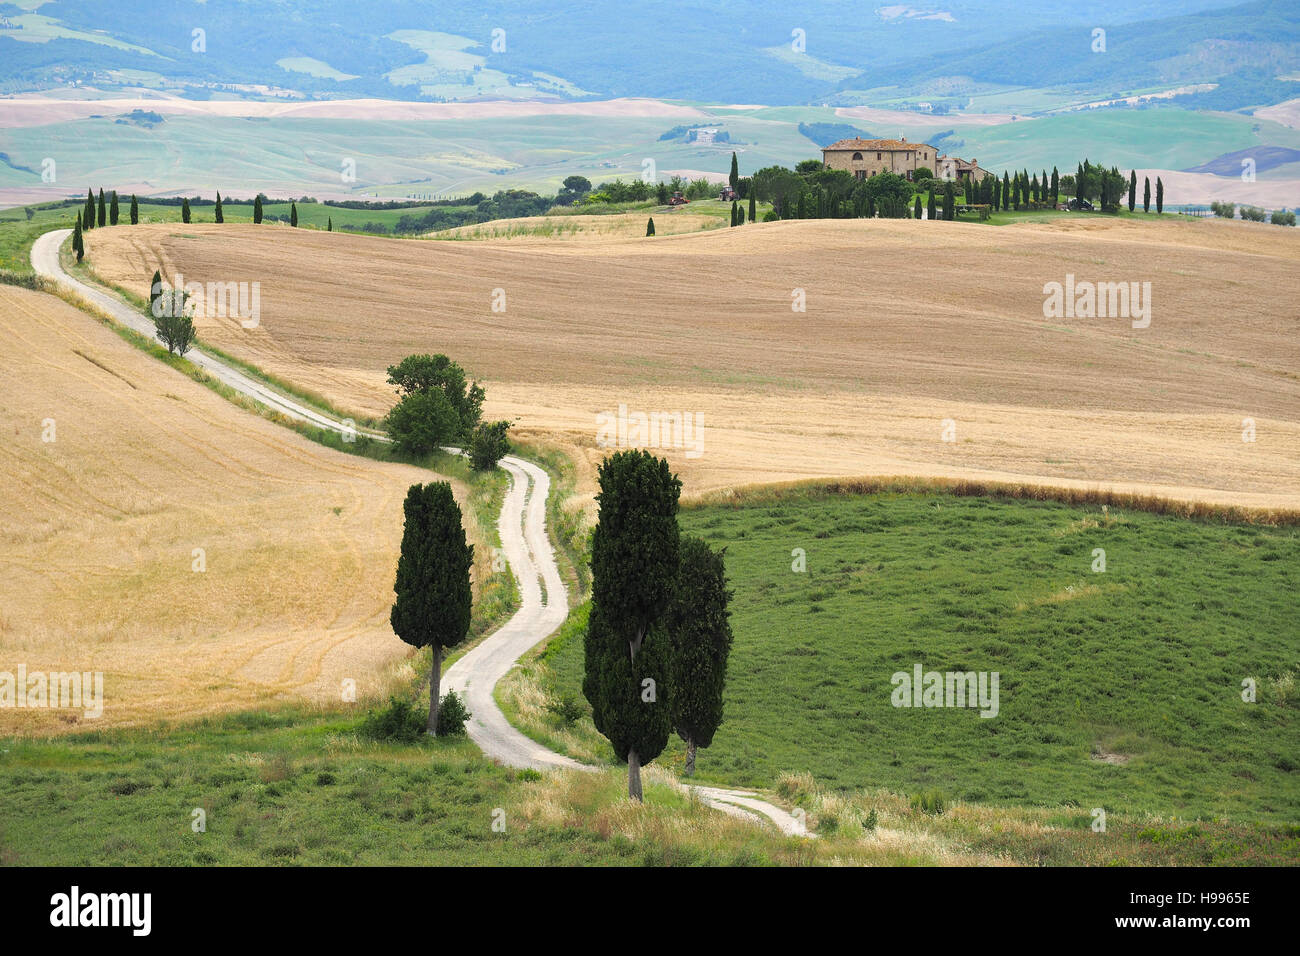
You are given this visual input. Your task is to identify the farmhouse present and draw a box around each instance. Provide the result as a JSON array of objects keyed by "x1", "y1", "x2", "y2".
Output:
[
  {"x1": 937, "y1": 154, "x2": 992, "y2": 184},
  {"x1": 821, "y1": 137, "x2": 938, "y2": 180}
]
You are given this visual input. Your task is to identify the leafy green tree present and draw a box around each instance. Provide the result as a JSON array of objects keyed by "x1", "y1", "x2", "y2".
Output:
[
  {"x1": 646, "y1": 216, "x2": 655, "y2": 236},
  {"x1": 663, "y1": 536, "x2": 734, "y2": 776},
  {"x1": 557, "y1": 175, "x2": 592, "y2": 205},
  {"x1": 468, "y1": 420, "x2": 512, "y2": 471},
  {"x1": 385, "y1": 390, "x2": 460, "y2": 457},
  {"x1": 1156, "y1": 177, "x2": 1164, "y2": 214},
  {"x1": 583, "y1": 450, "x2": 682, "y2": 801},
  {"x1": 1143, "y1": 177, "x2": 1151, "y2": 213},
  {"x1": 83, "y1": 189, "x2": 95, "y2": 230},
  {"x1": 130, "y1": 195, "x2": 139, "y2": 225},
  {"x1": 97, "y1": 189, "x2": 106, "y2": 227},
  {"x1": 390, "y1": 482, "x2": 473, "y2": 735},
  {"x1": 253, "y1": 194, "x2": 263, "y2": 224},
  {"x1": 150, "y1": 282, "x2": 196, "y2": 356},
  {"x1": 385, "y1": 353, "x2": 484, "y2": 438},
  {"x1": 290, "y1": 202, "x2": 298, "y2": 227},
  {"x1": 729, "y1": 152, "x2": 739, "y2": 191},
  {"x1": 214, "y1": 192, "x2": 224, "y2": 223},
  {"x1": 656, "y1": 181, "x2": 669, "y2": 205},
  {"x1": 109, "y1": 191, "x2": 119, "y2": 226},
  {"x1": 181, "y1": 198, "x2": 191, "y2": 224}
]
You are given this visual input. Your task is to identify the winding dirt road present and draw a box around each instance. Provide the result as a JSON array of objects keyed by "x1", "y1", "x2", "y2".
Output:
[{"x1": 32, "y1": 228, "x2": 806, "y2": 836}]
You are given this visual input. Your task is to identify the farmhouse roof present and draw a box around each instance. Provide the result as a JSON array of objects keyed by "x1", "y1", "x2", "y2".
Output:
[{"x1": 823, "y1": 138, "x2": 930, "y2": 152}]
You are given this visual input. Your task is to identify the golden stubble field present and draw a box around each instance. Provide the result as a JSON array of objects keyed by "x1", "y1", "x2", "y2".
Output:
[
  {"x1": 0, "y1": 286, "x2": 481, "y2": 734},
  {"x1": 83, "y1": 216, "x2": 1300, "y2": 513}
]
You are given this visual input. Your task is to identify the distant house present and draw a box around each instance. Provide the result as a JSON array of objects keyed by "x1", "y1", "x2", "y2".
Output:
[
  {"x1": 821, "y1": 137, "x2": 938, "y2": 181},
  {"x1": 936, "y1": 155, "x2": 991, "y2": 185}
]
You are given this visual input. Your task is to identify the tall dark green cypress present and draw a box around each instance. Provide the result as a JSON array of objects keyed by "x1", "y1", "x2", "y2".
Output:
[
  {"x1": 1002, "y1": 171, "x2": 1011, "y2": 211},
  {"x1": 927, "y1": 186, "x2": 937, "y2": 221},
  {"x1": 646, "y1": 216, "x2": 655, "y2": 236},
  {"x1": 83, "y1": 189, "x2": 95, "y2": 230},
  {"x1": 583, "y1": 450, "x2": 681, "y2": 802},
  {"x1": 391, "y1": 482, "x2": 473, "y2": 735},
  {"x1": 130, "y1": 194, "x2": 139, "y2": 225},
  {"x1": 729, "y1": 152, "x2": 739, "y2": 191},
  {"x1": 914, "y1": 194, "x2": 922, "y2": 219},
  {"x1": 109, "y1": 191, "x2": 119, "y2": 226},
  {"x1": 1156, "y1": 177, "x2": 1164, "y2": 214},
  {"x1": 748, "y1": 189, "x2": 756, "y2": 224},
  {"x1": 1051, "y1": 167, "x2": 1059, "y2": 204},
  {"x1": 253, "y1": 194, "x2": 263, "y2": 224},
  {"x1": 663, "y1": 536, "x2": 734, "y2": 776},
  {"x1": 214, "y1": 191, "x2": 224, "y2": 223},
  {"x1": 72, "y1": 215, "x2": 84, "y2": 261},
  {"x1": 181, "y1": 198, "x2": 191, "y2": 224},
  {"x1": 290, "y1": 202, "x2": 298, "y2": 227},
  {"x1": 1143, "y1": 177, "x2": 1151, "y2": 213},
  {"x1": 1128, "y1": 170, "x2": 1137, "y2": 212},
  {"x1": 97, "y1": 188, "x2": 106, "y2": 227},
  {"x1": 327, "y1": 216, "x2": 332, "y2": 231}
]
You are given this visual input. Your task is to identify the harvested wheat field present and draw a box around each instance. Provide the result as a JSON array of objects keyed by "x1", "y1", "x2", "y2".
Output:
[
  {"x1": 0, "y1": 285, "x2": 475, "y2": 735},
  {"x1": 429, "y1": 210, "x2": 723, "y2": 241},
  {"x1": 83, "y1": 217, "x2": 1300, "y2": 510}
]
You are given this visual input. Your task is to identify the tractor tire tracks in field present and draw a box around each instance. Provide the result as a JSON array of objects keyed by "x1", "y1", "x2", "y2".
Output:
[{"x1": 32, "y1": 228, "x2": 808, "y2": 837}]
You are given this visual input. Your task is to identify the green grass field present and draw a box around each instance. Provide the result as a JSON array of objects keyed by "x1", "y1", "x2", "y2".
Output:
[{"x1": 526, "y1": 491, "x2": 1299, "y2": 824}]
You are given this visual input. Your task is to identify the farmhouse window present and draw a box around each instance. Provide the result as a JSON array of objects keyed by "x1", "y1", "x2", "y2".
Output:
[{"x1": 852, "y1": 152, "x2": 863, "y2": 161}]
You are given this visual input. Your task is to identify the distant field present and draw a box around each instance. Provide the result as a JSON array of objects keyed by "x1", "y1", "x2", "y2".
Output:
[
  {"x1": 0, "y1": 285, "x2": 484, "y2": 733},
  {"x1": 529, "y1": 490, "x2": 1300, "y2": 824},
  {"x1": 3, "y1": 98, "x2": 1296, "y2": 204},
  {"x1": 80, "y1": 217, "x2": 1300, "y2": 512}
]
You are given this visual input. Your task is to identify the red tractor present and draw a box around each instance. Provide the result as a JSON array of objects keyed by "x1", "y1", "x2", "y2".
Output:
[
  {"x1": 667, "y1": 190, "x2": 689, "y2": 206},
  {"x1": 719, "y1": 185, "x2": 740, "y2": 202}
]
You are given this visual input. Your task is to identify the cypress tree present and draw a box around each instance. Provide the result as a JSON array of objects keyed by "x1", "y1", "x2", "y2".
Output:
[
  {"x1": 1051, "y1": 167, "x2": 1059, "y2": 204},
  {"x1": 109, "y1": 191, "x2": 119, "y2": 226},
  {"x1": 214, "y1": 192, "x2": 224, "y2": 223},
  {"x1": 327, "y1": 216, "x2": 332, "y2": 231},
  {"x1": 736, "y1": 203, "x2": 745, "y2": 225},
  {"x1": 181, "y1": 198, "x2": 191, "y2": 223},
  {"x1": 72, "y1": 215, "x2": 84, "y2": 261},
  {"x1": 84, "y1": 189, "x2": 95, "y2": 230},
  {"x1": 729, "y1": 152, "x2": 739, "y2": 191},
  {"x1": 1002, "y1": 171, "x2": 1011, "y2": 211},
  {"x1": 1143, "y1": 177, "x2": 1151, "y2": 213},
  {"x1": 390, "y1": 482, "x2": 474, "y2": 735},
  {"x1": 748, "y1": 189, "x2": 756, "y2": 224},
  {"x1": 253, "y1": 194, "x2": 263, "y2": 224},
  {"x1": 943, "y1": 180, "x2": 955, "y2": 220},
  {"x1": 583, "y1": 450, "x2": 681, "y2": 801},
  {"x1": 290, "y1": 202, "x2": 298, "y2": 227},
  {"x1": 130, "y1": 194, "x2": 139, "y2": 225},
  {"x1": 97, "y1": 188, "x2": 106, "y2": 227},
  {"x1": 915, "y1": 194, "x2": 922, "y2": 219},
  {"x1": 1128, "y1": 170, "x2": 1137, "y2": 212},
  {"x1": 927, "y1": 186, "x2": 937, "y2": 221},
  {"x1": 1156, "y1": 177, "x2": 1164, "y2": 214},
  {"x1": 646, "y1": 216, "x2": 655, "y2": 236},
  {"x1": 730, "y1": 201, "x2": 737, "y2": 226},
  {"x1": 663, "y1": 536, "x2": 734, "y2": 776}
]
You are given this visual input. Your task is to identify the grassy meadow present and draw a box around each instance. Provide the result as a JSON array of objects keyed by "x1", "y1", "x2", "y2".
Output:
[{"x1": 511, "y1": 490, "x2": 1299, "y2": 826}]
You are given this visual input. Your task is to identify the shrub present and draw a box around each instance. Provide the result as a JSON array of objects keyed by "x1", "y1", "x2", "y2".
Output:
[
  {"x1": 1240, "y1": 205, "x2": 1267, "y2": 222},
  {"x1": 360, "y1": 696, "x2": 426, "y2": 742},
  {"x1": 1211, "y1": 200, "x2": 1235, "y2": 218},
  {"x1": 910, "y1": 788, "x2": 947, "y2": 815},
  {"x1": 435, "y1": 690, "x2": 471, "y2": 736},
  {"x1": 762, "y1": 210, "x2": 779, "y2": 222},
  {"x1": 468, "y1": 420, "x2": 511, "y2": 470},
  {"x1": 546, "y1": 692, "x2": 586, "y2": 724},
  {"x1": 1270, "y1": 209, "x2": 1296, "y2": 226}
]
